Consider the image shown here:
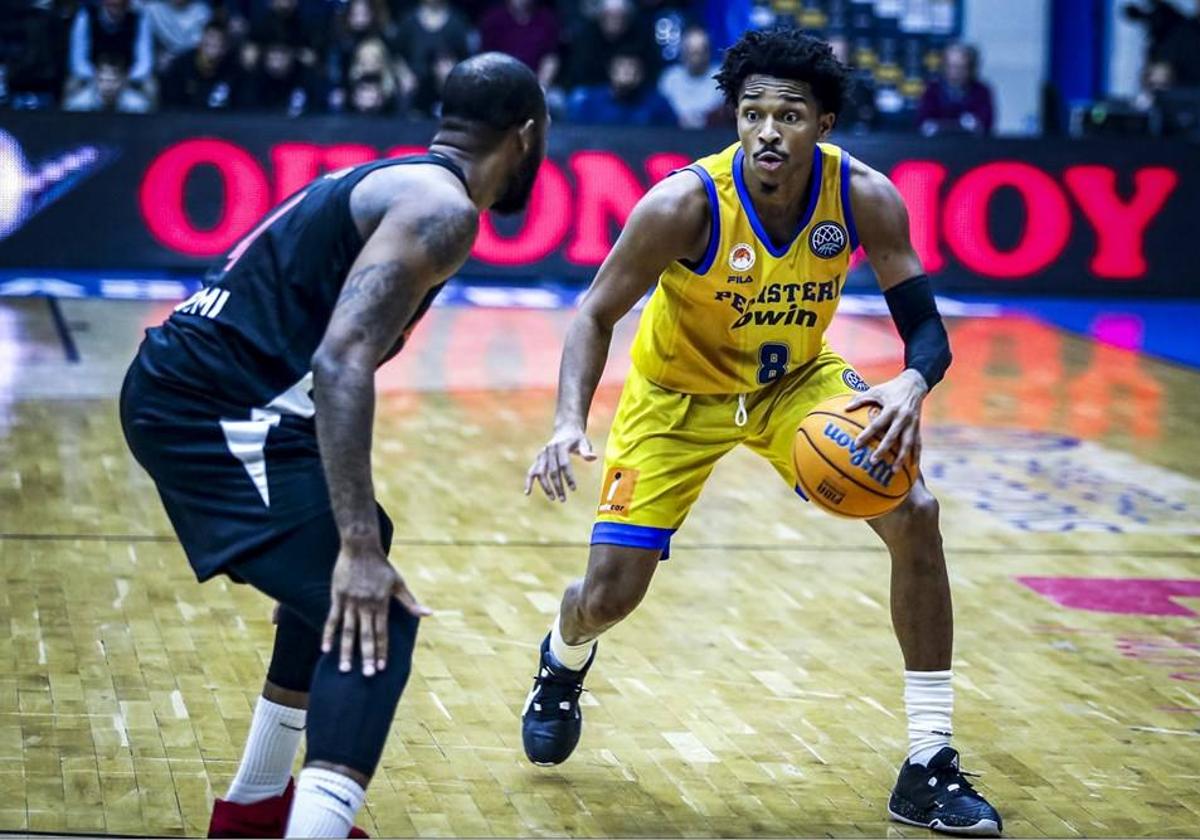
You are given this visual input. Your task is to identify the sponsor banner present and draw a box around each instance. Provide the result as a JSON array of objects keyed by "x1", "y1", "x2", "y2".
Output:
[{"x1": 1, "y1": 113, "x2": 1196, "y2": 296}]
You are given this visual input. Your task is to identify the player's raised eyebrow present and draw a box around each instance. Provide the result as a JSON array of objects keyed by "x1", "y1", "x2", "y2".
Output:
[{"x1": 740, "y1": 88, "x2": 809, "y2": 103}]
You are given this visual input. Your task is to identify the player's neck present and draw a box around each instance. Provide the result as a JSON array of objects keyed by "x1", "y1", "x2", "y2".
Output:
[
  {"x1": 427, "y1": 141, "x2": 497, "y2": 211},
  {"x1": 741, "y1": 154, "x2": 815, "y2": 228}
]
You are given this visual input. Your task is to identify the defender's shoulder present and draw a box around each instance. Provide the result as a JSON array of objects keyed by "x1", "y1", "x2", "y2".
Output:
[{"x1": 351, "y1": 162, "x2": 477, "y2": 240}]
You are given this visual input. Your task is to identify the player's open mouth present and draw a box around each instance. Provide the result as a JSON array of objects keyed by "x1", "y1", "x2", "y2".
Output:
[{"x1": 754, "y1": 151, "x2": 786, "y2": 171}]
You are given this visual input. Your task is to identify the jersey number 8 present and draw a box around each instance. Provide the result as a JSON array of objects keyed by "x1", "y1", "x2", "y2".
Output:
[{"x1": 757, "y1": 342, "x2": 790, "y2": 385}]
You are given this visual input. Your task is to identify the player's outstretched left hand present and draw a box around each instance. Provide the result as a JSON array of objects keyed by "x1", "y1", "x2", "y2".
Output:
[
  {"x1": 323, "y1": 545, "x2": 433, "y2": 677},
  {"x1": 525, "y1": 424, "x2": 597, "y2": 503},
  {"x1": 845, "y1": 368, "x2": 929, "y2": 468}
]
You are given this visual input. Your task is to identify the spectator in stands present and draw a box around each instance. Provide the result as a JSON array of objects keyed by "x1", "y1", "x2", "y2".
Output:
[
  {"x1": 143, "y1": 0, "x2": 213, "y2": 73},
  {"x1": 336, "y1": 37, "x2": 403, "y2": 113},
  {"x1": 348, "y1": 72, "x2": 400, "y2": 114},
  {"x1": 917, "y1": 42, "x2": 993, "y2": 136},
  {"x1": 63, "y1": 53, "x2": 152, "y2": 111},
  {"x1": 657, "y1": 24, "x2": 723, "y2": 128},
  {"x1": 0, "y1": 0, "x2": 70, "y2": 109},
  {"x1": 479, "y1": 0, "x2": 561, "y2": 89},
  {"x1": 395, "y1": 0, "x2": 477, "y2": 105},
  {"x1": 1125, "y1": 0, "x2": 1200, "y2": 85},
  {"x1": 68, "y1": 0, "x2": 153, "y2": 89},
  {"x1": 566, "y1": 0, "x2": 657, "y2": 89},
  {"x1": 244, "y1": 0, "x2": 323, "y2": 74},
  {"x1": 828, "y1": 32, "x2": 876, "y2": 133},
  {"x1": 1135, "y1": 59, "x2": 1176, "y2": 111},
  {"x1": 328, "y1": 0, "x2": 395, "y2": 71},
  {"x1": 568, "y1": 48, "x2": 676, "y2": 126},
  {"x1": 237, "y1": 35, "x2": 313, "y2": 115},
  {"x1": 411, "y1": 46, "x2": 468, "y2": 115},
  {"x1": 160, "y1": 21, "x2": 240, "y2": 109}
]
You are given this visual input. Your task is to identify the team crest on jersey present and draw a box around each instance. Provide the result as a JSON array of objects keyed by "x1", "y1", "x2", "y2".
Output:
[
  {"x1": 729, "y1": 243, "x2": 756, "y2": 271},
  {"x1": 842, "y1": 369, "x2": 870, "y2": 392},
  {"x1": 809, "y1": 221, "x2": 848, "y2": 259}
]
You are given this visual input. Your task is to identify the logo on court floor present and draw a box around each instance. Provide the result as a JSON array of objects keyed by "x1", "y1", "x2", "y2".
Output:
[
  {"x1": 728, "y1": 243, "x2": 756, "y2": 271},
  {"x1": 598, "y1": 467, "x2": 639, "y2": 517},
  {"x1": 809, "y1": 221, "x2": 848, "y2": 259},
  {"x1": 842, "y1": 369, "x2": 870, "y2": 392}
]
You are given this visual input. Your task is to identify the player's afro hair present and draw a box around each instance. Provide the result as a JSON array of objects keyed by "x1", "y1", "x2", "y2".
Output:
[{"x1": 714, "y1": 28, "x2": 849, "y2": 117}]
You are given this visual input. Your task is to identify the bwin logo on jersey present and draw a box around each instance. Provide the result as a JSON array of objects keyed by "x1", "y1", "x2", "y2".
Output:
[{"x1": 809, "y1": 221, "x2": 848, "y2": 259}]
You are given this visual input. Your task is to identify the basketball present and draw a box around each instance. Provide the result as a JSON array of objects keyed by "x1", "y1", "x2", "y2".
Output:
[{"x1": 793, "y1": 394, "x2": 916, "y2": 519}]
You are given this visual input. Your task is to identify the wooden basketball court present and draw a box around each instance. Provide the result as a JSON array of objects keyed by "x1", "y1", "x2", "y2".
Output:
[{"x1": 1, "y1": 296, "x2": 1198, "y2": 837}]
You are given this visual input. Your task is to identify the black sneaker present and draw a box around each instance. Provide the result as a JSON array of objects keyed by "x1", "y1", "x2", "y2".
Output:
[
  {"x1": 521, "y1": 633, "x2": 595, "y2": 766},
  {"x1": 888, "y1": 747, "x2": 1003, "y2": 836}
]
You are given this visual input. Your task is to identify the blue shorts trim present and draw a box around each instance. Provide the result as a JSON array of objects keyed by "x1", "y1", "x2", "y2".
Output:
[
  {"x1": 794, "y1": 484, "x2": 809, "y2": 501},
  {"x1": 591, "y1": 522, "x2": 675, "y2": 558}
]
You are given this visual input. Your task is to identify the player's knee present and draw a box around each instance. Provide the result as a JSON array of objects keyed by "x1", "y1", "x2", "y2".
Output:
[
  {"x1": 874, "y1": 485, "x2": 941, "y2": 544},
  {"x1": 904, "y1": 485, "x2": 940, "y2": 533},
  {"x1": 303, "y1": 605, "x2": 421, "y2": 778},
  {"x1": 579, "y1": 582, "x2": 639, "y2": 631}
]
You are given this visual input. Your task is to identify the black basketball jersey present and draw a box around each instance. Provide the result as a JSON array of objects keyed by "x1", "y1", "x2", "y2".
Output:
[{"x1": 137, "y1": 153, "x2": 468, "y2": 415}]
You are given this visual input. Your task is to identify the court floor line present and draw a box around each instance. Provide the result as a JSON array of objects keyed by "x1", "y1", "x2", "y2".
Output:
[{"x1": 1, "y1": 531, "x2": 1198, "y2": 558}]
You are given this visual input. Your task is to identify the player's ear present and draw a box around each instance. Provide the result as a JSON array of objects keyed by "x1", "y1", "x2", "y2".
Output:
[
  {"x1": 516, "y1": 117, "x2": 537, "y2": 154},
  {"x1": 817, "y1": 110, "x2": 836, "y2": 140}
]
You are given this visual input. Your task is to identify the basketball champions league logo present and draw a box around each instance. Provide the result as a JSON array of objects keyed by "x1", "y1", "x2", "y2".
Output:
[
  {"x1": 0, "y1": 131, "x2": 112, "y2": 241},
  {"x1": 809, "y1": 221, "x2": 847, "y2": 259}
]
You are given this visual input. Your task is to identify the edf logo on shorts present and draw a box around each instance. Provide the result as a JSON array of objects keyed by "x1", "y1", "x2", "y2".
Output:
[
  {"x1": 598, "y1": 467, "x2": 639, "y2": 516},
  {"x1": 809, "y1": 221, "x2": 848, "y2": 259}
]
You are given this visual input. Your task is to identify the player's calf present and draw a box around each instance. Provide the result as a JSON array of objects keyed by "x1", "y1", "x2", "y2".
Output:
[{"x1": 285, "y1": 607, "x2": 420, "y2": 837}]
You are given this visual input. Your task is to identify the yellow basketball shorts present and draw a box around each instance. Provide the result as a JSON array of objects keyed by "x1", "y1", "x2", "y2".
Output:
[{"x1": 591, "y1": 346, "x2": 868, "y2": 556}]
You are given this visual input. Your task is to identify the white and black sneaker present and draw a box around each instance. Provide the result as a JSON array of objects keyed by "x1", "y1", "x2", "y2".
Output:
[
  {"x1": 888, "y1": 747, "x2": 1003, "y2": 836},
  {"x1": 520, "y1": 633, "x2": 596, "y2": 766}
]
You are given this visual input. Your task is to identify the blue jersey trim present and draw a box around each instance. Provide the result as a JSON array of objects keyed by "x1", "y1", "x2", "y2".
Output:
[
  {"x1": 732, "y1": 145, "x2": 823, "y2": 258},
  {"x1": 840, "y1": 151, "x2": 860, "y2": 251},
  {"x1": 794, "y1": 484, "x2": 809, "y2": 501},
  {"x1": 591, "y1": 521, "x2": 674, "y2": 557},
  {"x1": 675, "y1": 165, "x2": 721, "y2": 275}
]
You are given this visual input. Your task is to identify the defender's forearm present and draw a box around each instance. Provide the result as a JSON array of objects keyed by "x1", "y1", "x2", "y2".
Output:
[
  {"x1": 313, "y1": 359, "x2": 380, "y2": 550},
  {"x1": 555, "y1": 312, "x2": 612, "y2": 431}
]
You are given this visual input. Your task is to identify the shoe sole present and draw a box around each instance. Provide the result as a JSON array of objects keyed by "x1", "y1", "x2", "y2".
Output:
[{"x1": 888, "y1": 806, "x2": 1001, "y2": 837}]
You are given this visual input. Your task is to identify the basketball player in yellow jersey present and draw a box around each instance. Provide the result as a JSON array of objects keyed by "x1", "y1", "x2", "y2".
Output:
[{"x1": 520, "y1": 28, "x2": 1003, "y2": 836}]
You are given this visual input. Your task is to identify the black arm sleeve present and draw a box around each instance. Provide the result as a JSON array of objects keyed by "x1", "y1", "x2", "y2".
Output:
[{"x1": 883, "y1": 274, "x2": 952, "y2": 389}]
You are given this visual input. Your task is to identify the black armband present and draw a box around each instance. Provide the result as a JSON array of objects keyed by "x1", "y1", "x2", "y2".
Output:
[{"x1": 883, "y1": 274, "x2": 952, "y2": 389}]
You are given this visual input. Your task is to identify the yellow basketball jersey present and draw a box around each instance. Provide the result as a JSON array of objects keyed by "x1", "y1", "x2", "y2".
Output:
[{"x1": 630, "y1": 140, "x2": 859, "y2": 395}]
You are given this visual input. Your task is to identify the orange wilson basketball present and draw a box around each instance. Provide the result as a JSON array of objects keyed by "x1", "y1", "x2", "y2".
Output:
[{"x1": 793, "y1": 394, "x2": 916, "y2": 518}]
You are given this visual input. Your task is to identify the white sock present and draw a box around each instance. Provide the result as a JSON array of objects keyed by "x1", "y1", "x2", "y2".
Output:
[
  {"x1": 225, "y1": 696, "x2": 306, "y2": 804},
  {"x1": 904, "y1": 669, "x2": 953, "y2": 766},
  {"x1": 549, "y1": 614, "x2": 595, "y2": 672},
  {"x1": 285, "y1": 767, "x2": 365, "y2": 838}
]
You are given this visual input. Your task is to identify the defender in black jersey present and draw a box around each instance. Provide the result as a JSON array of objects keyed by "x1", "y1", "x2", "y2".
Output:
[{"x1": 120, "y1": 53, "x2": 547, "y2": 838}]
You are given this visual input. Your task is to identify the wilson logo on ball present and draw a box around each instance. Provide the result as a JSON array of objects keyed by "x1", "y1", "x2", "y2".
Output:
[
  {"x1": 823, "y1": 422, "x2": 895, "y2": 487},
  {"x1": 809, "y1": 221, "x2": 847, "y2": 259}
]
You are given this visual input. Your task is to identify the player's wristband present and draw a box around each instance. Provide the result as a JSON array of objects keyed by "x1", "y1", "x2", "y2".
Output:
[{"x1": 883, "y1": 274, "x2": 952, "y2": 389}]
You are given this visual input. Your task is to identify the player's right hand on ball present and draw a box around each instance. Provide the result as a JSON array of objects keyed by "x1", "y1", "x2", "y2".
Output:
[
  {"x1": 525, "y1": 425, "x2": 597, "y2": 502},
  {"x1": 322, "y1": 545, "x2": 432, "y2": 677}
]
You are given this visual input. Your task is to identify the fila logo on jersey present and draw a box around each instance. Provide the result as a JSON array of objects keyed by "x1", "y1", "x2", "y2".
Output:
[
  {"x1": 809, "y1": 221, "x2": 848, "y2": 259},
  {"x1": 729, "y1": 243, "x2": 756, "y2": 271}
]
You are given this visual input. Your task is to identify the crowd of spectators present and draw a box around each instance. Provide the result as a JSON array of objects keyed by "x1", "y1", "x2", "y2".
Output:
[{"x1": 0, "y1": 0, "x2": 989, "y2": 133}]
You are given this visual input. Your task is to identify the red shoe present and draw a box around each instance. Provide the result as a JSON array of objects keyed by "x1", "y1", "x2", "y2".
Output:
[
  {"x1": 207, "y1": 778, "x2": 370, "y2": 838},
  {"x1": 208, "y1": 779, "x2": 296, "y2": 838}
]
